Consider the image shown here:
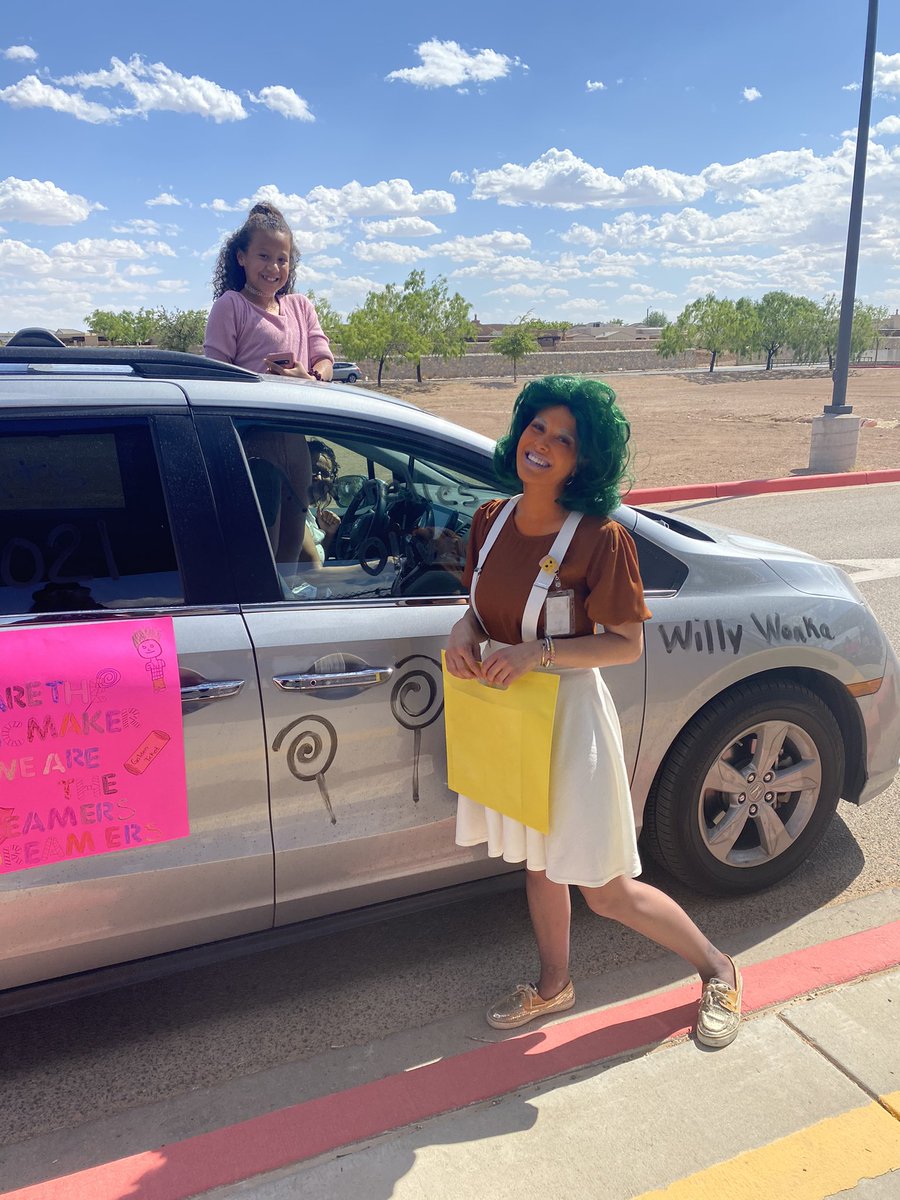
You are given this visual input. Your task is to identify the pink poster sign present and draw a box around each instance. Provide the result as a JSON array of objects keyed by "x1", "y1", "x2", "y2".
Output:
[{"x1": 0, "y1": 617, "x2": 189, "y2": 874}]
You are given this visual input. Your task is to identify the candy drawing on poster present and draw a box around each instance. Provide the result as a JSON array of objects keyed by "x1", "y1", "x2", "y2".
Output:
[{"x1": 0, "y1": 617, "x2": 189, "y2": 874}]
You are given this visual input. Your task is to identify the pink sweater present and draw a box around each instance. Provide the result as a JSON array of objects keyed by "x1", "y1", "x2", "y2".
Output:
[{"x1": 204, "y1": 291, "x2": 334, "y2": 374}]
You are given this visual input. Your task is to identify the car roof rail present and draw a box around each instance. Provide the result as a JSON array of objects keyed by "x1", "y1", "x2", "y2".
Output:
[
  {"x1": 5, "y1": 327, "x2": 68, "y2": 348},
  {"x1": 0, "y1": 338, "x2": 260, "y2": 381}
]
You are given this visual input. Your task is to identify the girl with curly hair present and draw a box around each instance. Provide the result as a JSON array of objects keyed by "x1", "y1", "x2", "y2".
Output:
[
  {"x1": 204, "y1": 202, "x2": 334, "y2": 380},
  {"x1": 445, "y1": 375, "x2": 741, "y2": 1047}
]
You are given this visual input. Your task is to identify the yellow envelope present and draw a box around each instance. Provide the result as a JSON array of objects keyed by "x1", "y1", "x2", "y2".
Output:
[{"x1": 441, "y1": 652, "x2": 560, "y2": 835}]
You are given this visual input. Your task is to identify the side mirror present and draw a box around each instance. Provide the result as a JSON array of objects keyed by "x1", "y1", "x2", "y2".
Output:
[{"x1": 333, "y1": 474, "x2": 368, "y2": 508}]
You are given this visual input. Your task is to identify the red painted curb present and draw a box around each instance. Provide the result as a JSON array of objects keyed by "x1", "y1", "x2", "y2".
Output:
[
  {"x1": 7, "y1": 919, "x2": 900, "y2": 1200},
  {"x1": 628, "y1": 467, "x2": 900, "y2": 505}
]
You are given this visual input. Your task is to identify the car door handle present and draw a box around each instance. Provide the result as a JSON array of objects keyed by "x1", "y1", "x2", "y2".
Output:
[
  {"x1": 180, "y1": 679, "x2": 246, "y2": 705},
  {"x1": 274, "y1": 667, "x2": 395, "y2": 692}
]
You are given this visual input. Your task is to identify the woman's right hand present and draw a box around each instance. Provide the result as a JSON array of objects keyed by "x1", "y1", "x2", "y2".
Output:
[{"x1": 445, "y1": 613, "x2": 483, "y2": 680}]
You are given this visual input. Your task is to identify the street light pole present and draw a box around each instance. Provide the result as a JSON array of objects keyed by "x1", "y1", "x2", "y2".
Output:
[{"x1": 827, "y1": 0, "x2": 879, "y2": 414}]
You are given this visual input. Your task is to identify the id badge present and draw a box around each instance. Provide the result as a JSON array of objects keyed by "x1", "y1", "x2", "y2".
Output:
[{"x1": 544, "y1": 589, "x2": 575, "y2": 637}]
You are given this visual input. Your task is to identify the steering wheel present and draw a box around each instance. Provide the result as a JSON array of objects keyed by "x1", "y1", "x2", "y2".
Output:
[{"x1": 335, "y1": 478, "x2": 390, "y2": 567}]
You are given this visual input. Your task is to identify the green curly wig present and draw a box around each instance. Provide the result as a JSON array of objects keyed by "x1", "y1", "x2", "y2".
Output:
[{"x1": 493, "y1": 375, "x2": 632, "y2": 516}]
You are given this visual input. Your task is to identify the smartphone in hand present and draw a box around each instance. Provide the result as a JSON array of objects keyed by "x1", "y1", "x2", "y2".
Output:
[{"x1": 266, "y1": 352, "x2": 296, "y2": 369}]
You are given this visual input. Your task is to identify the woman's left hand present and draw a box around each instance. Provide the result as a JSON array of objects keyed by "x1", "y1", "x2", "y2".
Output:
[{"x1": 480, "y1": 641, "x2": 542, "y2": 689}]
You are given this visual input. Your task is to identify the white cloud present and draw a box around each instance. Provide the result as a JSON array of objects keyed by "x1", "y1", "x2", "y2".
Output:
[
  {"x1": 554, "y1": 298, "x2": 617, "y2": 319},
  {"x1": 701, "y1": 148, "x2": 821, "y2": 198},
  {"x1": 155, "y1": 279, "x2": 190, "y2": 292},
  {"x1": 352, "y1": 240, "x2": 428, "y2": 264},
  {"x1": 201, "y1": 197, "x2": 243, "y2": 213},
  {"x1": 360, "y1": 216, "x2": 442, "y2": 238},
  {"x1": 51, "y1": 237, "x2": 147, "y2": 261},
  {"x1": 452, "y1": 253, "x2": 584, "y2": 283},
  {"x1": 386, "y1": 39, "x2": 524, "y2": 89},
  {"x1": 430, "y1": 231, "x2": 532, "y2": 260},
  {"x1": 249, "y1": 85, "x2": 314, "y2": 121},
  {"x1": 842, "y1": 81, "x2": 860, "y2": 91},
  {"x1": 0, "y1": 75, "x2": 117, "y2": 123},
  {"x1": 3, "y1": 45, "x2": 38, "y2": 61},
  {"x1": 742, "y1": 86, "x2": 762, "y2": 102},
  {"x1": 597, "y1": 135, "x2": 900, "y2": 264},
  {"x1": 485, "y1": 283, "x2": 569, "y2": 299},
  {"x1": 471, "y1": 147, "x2": 707, "y2": 209},
  {"x1": 146, "y1": 191, "x2": 183, "y2": 207},
  {"x1": 124, "y1": 264, "x2": 161, "y2": 276},
  {"x1": 58, "y1": 54, "x2": 247, "y2": 122},
  {"x1": 144, "y1": 240, "x2": 176, "y2": 257},
  {"x1": 873, "y1": 115, "x2": 900, "y2": 137},
  {"x1": 111, "y1": 218, "x2": 161, "y2": 235},
  {"x1": 618, "y1": 283, "x2": 676, "y2": 299},
  {"x1": 249, "y1": 180, "x2": 456, "y2": 234},
  {"x1": 875, "y1": 52, "x2": 900, "y2": 96},
  {"x1": 618, "y1": 289, "x2": 677, "y2": 304},
  {"x1": 586, "y1": 80, "x2": 606, "y2": 92},
  {"x1": 449, "y1": 170, "x2": 470, "y2": 185},
  {"x1": 306, "y1": 254, "x2": 342, "y2": 269},
  {"x1": 0, "y1": 238, "x2": 53, "y2": 273},
  {"x1": 0, "y1": 176, "x2": 103, "y2": 224}
]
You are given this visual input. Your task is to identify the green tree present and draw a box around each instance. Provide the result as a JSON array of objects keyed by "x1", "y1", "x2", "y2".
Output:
[
  {"x1": 84, "y1": 309, "x2": 129, "y2": 345},
  {"x1": 785, "y1": 296, "x2": 828, "y2": 365},
  {"x1": 802, "y1": 297, "x2": 886, "y2": 369},
  {"x1": 657, "y1": 294, "x2": 740, "y2": 372},
  {"x1": 401, "y1": 270, "x2": 475, "y2": 383},
  {"x1": 490, "y1": 318, "x2": 540, "y2": 381},
  {"x1": 306, "y1": 291, "x2": 344, "y2": 344},
  {"x1": 341, "y1": 284, "x2": 412, "y2": 387},
  {"x1": 153, "y1": 307, "x2": 208, "y2": 353},
  {"x1": 84, "y1": 307, "x2": 160, "y2": 345},
  {"x1": 644, "y1": 309, "x2": 668, "y2": 327},
  {"x1": 752, "y1": 291, "x2": 803, "y2": 370},
  {"x1": 852, "y1": 303, "x2": 888, "y2": 362}
]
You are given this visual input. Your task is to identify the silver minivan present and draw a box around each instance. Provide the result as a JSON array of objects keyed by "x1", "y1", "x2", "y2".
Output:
[{"x1": 1, "y1": 343, "x2": 898, "y2": 1009}]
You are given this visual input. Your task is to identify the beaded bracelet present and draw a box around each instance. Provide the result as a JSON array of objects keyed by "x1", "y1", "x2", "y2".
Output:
[{"x1": 540, "y1": 635, "x2": 555, "y2": 668}]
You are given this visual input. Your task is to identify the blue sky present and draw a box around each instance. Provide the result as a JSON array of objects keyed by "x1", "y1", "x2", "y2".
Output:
[{"x1": 2, "y1": 0, "x2": 899, "y2": 332}]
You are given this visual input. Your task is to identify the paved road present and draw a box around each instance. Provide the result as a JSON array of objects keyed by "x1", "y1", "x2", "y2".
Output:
[{"x1": 2, "y1": 483, "x2": 898, "y2": 1154}]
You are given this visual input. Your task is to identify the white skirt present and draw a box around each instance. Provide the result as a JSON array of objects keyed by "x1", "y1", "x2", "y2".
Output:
[{"x1": 455, "y1": 644, "x2": 642, "y2": 888}]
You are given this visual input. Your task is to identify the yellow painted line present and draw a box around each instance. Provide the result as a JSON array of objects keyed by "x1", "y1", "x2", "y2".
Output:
[{"x1": 634, "y1": 1091, "x2": 900, "y2": 1200}]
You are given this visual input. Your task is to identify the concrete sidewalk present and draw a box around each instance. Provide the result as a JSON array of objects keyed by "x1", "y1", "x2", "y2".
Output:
[{"x1": 3, "y1": 891, "x2": 899, "y2": 1200}]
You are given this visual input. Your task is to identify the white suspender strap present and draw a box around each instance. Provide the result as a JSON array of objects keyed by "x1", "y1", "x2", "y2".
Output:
[
  {"x1": 520, "y1": 510, "x2": 583, "y2": 642},
  {"x1": 468, "y1": 496, "x2": 520, "y2": 631}
]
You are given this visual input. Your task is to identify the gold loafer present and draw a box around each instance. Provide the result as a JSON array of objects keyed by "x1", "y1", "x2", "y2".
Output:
[
  {"x1": 696, "y1": 955, "x2": 742, "y2": 1048},
  {"x1": 487, "y1": 979, "x2": 576, "y2": 1030}
]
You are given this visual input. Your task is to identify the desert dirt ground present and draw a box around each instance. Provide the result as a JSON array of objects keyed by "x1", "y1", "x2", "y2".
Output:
[{"x1": 378, "y1": 367, "x2": 899, "y2": 489}]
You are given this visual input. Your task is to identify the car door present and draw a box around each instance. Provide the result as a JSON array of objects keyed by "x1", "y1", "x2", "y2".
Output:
[
  {"x1": 0, "y1": 388, "x2": 272, "y2": 992},
  {"x1": 197, "y1": 405, "x2": 647, "y2": 927}
]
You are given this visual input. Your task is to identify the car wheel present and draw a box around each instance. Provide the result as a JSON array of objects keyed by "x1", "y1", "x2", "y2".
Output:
[
  {"x1": 642, "y1": 680, "x2": 843, "y2": 896},
  {"x1": 346, "y1": 372, "x2": 358, "y2": 383}
]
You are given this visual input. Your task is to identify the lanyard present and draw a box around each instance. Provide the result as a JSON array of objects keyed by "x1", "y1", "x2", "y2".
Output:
[{"x1": 469, "y1": 497, "x2": 583, "y2": 642}]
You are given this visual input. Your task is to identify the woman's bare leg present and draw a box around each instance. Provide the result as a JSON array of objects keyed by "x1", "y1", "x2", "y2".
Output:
[
  {"x1": 526, "y1": 869, "x2": 573, "y2": 998},
  {"x1": 580, "y1": 875, "x2": 735, "y2": 986}
]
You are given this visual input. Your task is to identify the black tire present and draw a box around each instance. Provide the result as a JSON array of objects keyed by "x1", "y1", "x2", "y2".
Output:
[
  {"x1": 642, "y1": 679, "x2": 843, "y2": 895},
  {"x1": 346, "y1": 372, "x2": 358, "y2": 383}
]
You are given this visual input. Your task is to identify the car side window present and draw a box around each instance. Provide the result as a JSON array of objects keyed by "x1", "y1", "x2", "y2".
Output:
[
  {"x1": 0, "y1": 418, "x2": 184, "y2": 616},
  {"x1": 235, "y1": 419, "x2": 504, "y2": 602}
]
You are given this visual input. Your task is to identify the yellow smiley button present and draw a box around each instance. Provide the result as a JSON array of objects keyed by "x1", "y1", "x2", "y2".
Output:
[{"x1": 539, "y1": 555, "x2": 558, "y2": 575}]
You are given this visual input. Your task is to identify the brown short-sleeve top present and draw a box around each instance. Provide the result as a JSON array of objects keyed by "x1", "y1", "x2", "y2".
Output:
[{"x1": 463, "y1": 498, "x2": 652, "y2": 646}]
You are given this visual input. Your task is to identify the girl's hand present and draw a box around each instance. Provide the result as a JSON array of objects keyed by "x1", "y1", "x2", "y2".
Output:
[
  {"x1": 311, "y1": 359, "x2": 333, "y2": 382},
  {"x1": 317, "y1": 508, "x2": 341, "y2": 550},
  {"x1": 480, "y1": 642, "x2": 542, "y2": 689},
  {"x1": 265, "y1": 358, "x2": 316, "y2": 380},
  {"x1": 445, "y1": 618, "x2": 483, "y2": 680}
]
